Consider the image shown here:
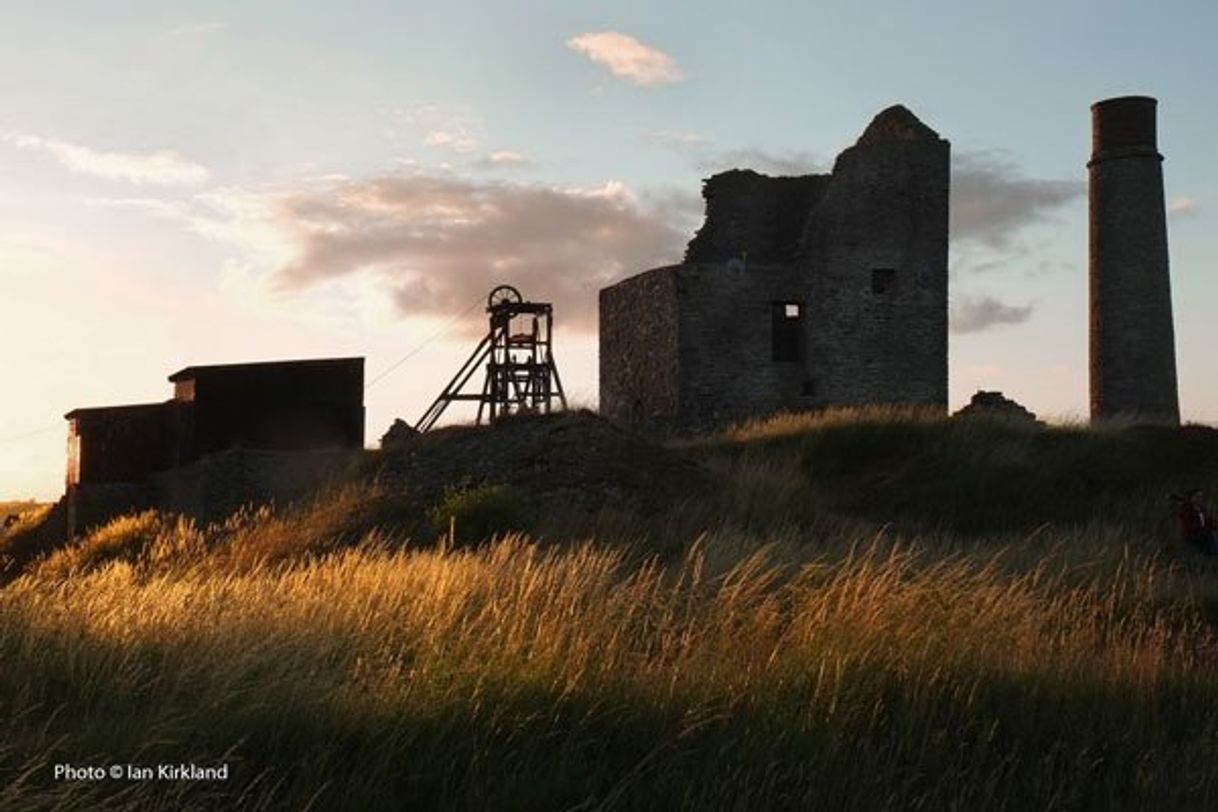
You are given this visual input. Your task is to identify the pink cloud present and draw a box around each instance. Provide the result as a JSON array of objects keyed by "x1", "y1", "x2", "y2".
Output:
[{"x1": 566, "y1": 31, "x2": 684, "y2": 86}]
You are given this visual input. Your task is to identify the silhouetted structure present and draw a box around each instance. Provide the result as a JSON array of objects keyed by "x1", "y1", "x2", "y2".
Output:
[
  {"x1": 65, "y1": 403, "x2": 184, "y2": 487},
  {"x1": 1089, "y1": 96, "x2": 1180, "y2": 424},
  {"x1": 953, "y1": 390, "x2": 1040, "y2": 425},
  {"x1": 169, "y1": 358, "x2": 364, "y2": 457},
  {"x1": 416, "y1": 285, "x2": 567, "y2": 431},
  {"x1": 64, "y1": 357, "x2": 365, "y2": 537},
  {"x1": 600, "y1": 105, "x2": 949, "y2": 429}
]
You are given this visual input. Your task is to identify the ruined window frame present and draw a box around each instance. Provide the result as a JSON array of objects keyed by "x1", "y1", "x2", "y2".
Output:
[{"x1": 771, "y1": 301, "x2": 803, "y2": 363}]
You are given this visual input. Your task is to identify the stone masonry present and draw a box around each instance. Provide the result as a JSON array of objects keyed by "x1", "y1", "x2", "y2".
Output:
[{"x1": 600, "y1": 105, "x2": 950, "y2": 429}]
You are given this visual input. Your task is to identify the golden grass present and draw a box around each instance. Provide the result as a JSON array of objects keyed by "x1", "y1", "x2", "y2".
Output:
[
  {"x1": 3, "y1": 526, "x2": 1218, "y2": 809},
  {"x1": 4, "y1": 411, "x2": 1218, "y2": 808}
]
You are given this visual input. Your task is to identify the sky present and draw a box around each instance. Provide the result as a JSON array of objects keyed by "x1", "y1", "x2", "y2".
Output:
[{"x1": 1, "y1": 0, "x2": 1215, "y2": 500}]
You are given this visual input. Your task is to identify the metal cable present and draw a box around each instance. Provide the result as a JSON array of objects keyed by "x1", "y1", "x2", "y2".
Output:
[
  {"x1": 364, "y1": 295, "x2": 484, "y2": 390},
  {"x1": 0, "y1": 423, "x2": 61, "y2": 445}
]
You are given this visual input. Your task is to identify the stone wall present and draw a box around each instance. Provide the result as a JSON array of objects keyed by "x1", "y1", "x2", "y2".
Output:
[
  {"x1": 802, "y1": 128, "x2": 950, "y2": 408},
  {"x1": 55, "y1": 449, "x2": 366, "y2": 540},
  {"x1": 66, "y1": 483, "x2": 155, "y2": 539},
  {"x1": 599, "y1": 104, "x2": 950, "y2": 431},
  {"x1": 599, "y1": 267, "x2": 680, "y2": 426},
  {"x1": 675, "y1": 262, "x2": 813, "y2": 427},
  {"x1": 685, "y1": 170, "x2": 830, "y2": 264},
  {"x1": 154, "y1": 448, "x2": 368, "y2": 525}
]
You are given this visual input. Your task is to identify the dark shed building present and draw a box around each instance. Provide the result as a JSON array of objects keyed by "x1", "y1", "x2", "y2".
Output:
[
  {"x1": 66, "y1": 357, "x2": 365, "y2": 486},
  {"x1": 65, "y1": 403, "x2": 185, "y2": 487},
  {"x1": 169, "y1": 357, "x2": 365, "y2": 457},
  {"x1": 63, "y1": 357, "x2": 365, "y2": 537}
]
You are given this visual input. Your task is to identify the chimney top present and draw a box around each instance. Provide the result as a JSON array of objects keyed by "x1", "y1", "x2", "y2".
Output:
[{"x1": 1091, "y1": 96, "x2": 1159, "y2": 162}]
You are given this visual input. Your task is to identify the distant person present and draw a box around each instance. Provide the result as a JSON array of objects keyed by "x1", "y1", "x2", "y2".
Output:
[{"x1": 1171, "y1": 490, "x2": 1218, "y2": 555}]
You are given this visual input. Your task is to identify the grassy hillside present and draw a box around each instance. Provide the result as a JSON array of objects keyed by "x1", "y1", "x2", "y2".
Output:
[
  {"x1": 0, "y1": 500, "x2": 47, "y2": 531},
  {"x1": 0, "y1": 500, "x2": 42, "y2": 516},
  {"x1": 2, "y1": 409, "x2": 1218, "y2": 810},
  {"x1": 691, "y1": 407, "x2": 1218, "y2": 536}
]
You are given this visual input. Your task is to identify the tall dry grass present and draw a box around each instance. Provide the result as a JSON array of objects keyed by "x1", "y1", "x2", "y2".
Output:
[
  {"x1": 4, "y1": 409, "x2": 1218, "y2": 809},
  {"x1": 3, "y1": 526, "x2": 1218, "y2": 810}
]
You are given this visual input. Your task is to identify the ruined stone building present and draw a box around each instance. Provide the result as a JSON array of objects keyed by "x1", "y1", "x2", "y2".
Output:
[
  {"x1": 64, "y1": 357, "x2": 366, "y2": 537},
  {"x1": 599, "y1": 105, "x2": 950, "y2": 429}
]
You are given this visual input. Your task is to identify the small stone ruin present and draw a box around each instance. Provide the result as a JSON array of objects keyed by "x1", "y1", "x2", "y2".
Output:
[{"x1": 953, "y1": 390, "x2": 1040, "y2": 424}]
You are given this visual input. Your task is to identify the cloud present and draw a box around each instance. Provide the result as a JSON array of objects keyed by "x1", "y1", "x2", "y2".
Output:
[
  {"x1": 473, "y1": 150, "x2": 531, "y2": 169},
  {"x1": 385, "y1": 104, "x2": 484, "y2": 155},
  {"x1": 645, "y1": 130, "x2": 826, "y2": 177},
  {"x1": 655, "y1": 140, "x2": 1078, "y2": 246},
  {"x1": 698, "y1": 148, "x2": 824, "y2": 176},
  {"x1": 951, "y1": 151, "x2": 1083, "y2": 250},
  {"x1": 648, "y1": 130, "x2": 710, "y2": 148},
  {"x1": 3, "y1": 132, "x2": 208, "y2": 185},
  {"x1": 184, "y1": 170, "x2": 688, "y2": 331},
  {"x1": 424, "y1": 129, "x2": 480, "y2": 154},
  {"x1": 951, "y1": 294, "x2": 1034, "y2": 334},
  {"x1": 1169, "y1": 196, "x2": 1198, "y2": 219},
  {"x1": 566, "y1": 31, "x2": 684, "y2": 86}
]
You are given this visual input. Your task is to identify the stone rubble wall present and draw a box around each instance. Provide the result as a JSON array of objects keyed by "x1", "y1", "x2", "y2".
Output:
[
  {"x1": 685, "y1": 170, "x2": 830, "y2": 265},
  {"x1": 154, "y1": 448, "x2": 368, "y2": 525},
  {"x1": 601, "y1": 104, "x2": 952, "y2": 432},
  {"x1": 802, "y1": 137, "x2": 950, "y2": 409},
  {"x1": 674, "y1": 262, "x2": 811, "y2": 428},
  {"x1": 598, "y1": 266, "x2": 681, "y2": 426}
]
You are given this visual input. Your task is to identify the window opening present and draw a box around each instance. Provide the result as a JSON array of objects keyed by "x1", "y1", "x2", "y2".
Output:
[
  {"x1": 771, "y1": 302, "x2": 802, "y2": 363},
  {"x1": 872, "y1": 268, "x2": 896, "y2": 294}
]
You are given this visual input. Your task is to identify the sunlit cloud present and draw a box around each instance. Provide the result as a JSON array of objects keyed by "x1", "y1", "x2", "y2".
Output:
[
  {"x1": 1169, "y1": 196, "x2": 1198, "y2": 219},
  {"x1": 424, "y1": 129, "x2": 480, "y2": 154},
  {"x1": 645, "y1": 129, "x2": 825, "y2": 176},
  {"x1": 174, "y1": 170, "x2": 687, "y2": 331},
  {"x1": 659, "y1": 141, "x2": 1079, "y2": 249},
  {"x1": 473, "y1": 150, "x2": 531, "y2": 169},
  {"x1": 698, "y1": 148, "x2": 824, "y2": 176},
  {"x1": 951, "y1": 294, "x2": 1034, "y2": 334},
  {"x1": 3, "y1": 132, "x2": 209, "y2": 185},
  {"x1": 387, "y1": 104, "x2": 484, "y2": 155},
  {"x1": 566, "y1": 31, "x2": 684, "y2": 86}
]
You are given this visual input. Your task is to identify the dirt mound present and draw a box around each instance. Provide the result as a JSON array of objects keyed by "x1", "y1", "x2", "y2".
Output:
[{"x1": 370, "y1": 410, "x2": 718, "y2": 531}]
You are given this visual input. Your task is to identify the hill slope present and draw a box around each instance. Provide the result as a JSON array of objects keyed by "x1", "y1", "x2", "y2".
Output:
[
  {"x1": 3, "y1": 409, "x2": 1218, "y2": 810},
  {"x1": 691, "y1": 409, "x2": 1218, "y2": 536},
  {"x1": 5, "y1": 408, "x2": 1218, "y2": 577}
]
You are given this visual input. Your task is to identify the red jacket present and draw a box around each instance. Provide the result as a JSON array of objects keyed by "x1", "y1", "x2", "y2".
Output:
[{"x1": 1178, "y1": 502, "x2": 1214, "y2": 540}]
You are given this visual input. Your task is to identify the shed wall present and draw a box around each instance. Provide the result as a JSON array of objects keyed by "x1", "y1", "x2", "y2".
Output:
[{"x1": 189, "y1": 361, "x2": 365, "y2": 454}]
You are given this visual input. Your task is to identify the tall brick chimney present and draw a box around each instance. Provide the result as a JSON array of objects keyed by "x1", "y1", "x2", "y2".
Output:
[{"x1": 1088, "y1": 96, "x2": 1180, "y2": 424}]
